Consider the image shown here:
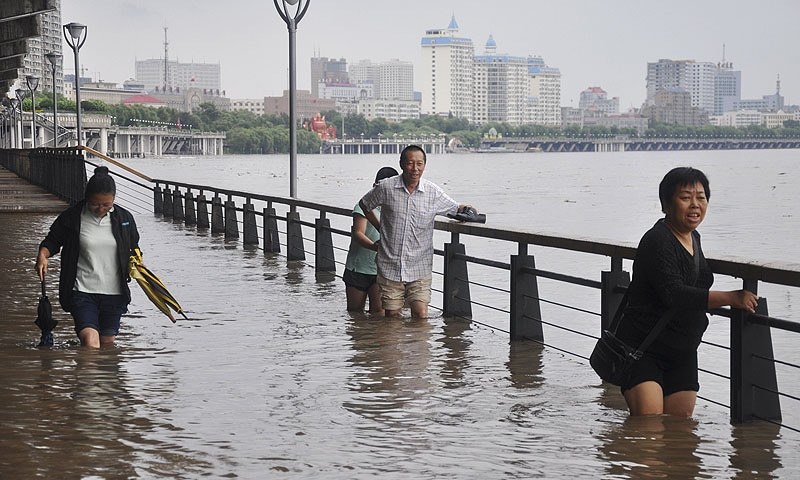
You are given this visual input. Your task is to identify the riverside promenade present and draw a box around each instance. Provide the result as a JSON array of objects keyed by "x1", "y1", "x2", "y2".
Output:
[{"x1": 1, "y1": 153, "x2": 798, "y2": 478}]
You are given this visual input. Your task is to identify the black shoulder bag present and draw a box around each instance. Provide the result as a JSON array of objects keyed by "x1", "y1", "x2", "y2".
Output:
[{"x1": 590, "y1": 234, "x2": 700, "y2": 386}]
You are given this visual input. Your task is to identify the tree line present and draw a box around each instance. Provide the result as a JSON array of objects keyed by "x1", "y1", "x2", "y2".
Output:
[{"x1": 23, "y1": 93, "x2": 800, "y2": 154}]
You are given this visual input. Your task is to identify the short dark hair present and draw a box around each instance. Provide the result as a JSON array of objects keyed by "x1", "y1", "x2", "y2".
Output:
[
  {"x1": 400, "y1": 145, "x2": 426, "y2": 164},
  {"x1": 85, "y1": 166, "x2": 116, "y2": 198},
  {"x1": 658, "y1": 167, "x2": 710, "y2": 212}
]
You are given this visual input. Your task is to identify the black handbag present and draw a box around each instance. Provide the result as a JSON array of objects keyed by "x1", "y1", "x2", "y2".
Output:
[
  {"x1": 589, "y1": 295, "x2": 675, "y2": 386},
  {"x1": 590, "y1": 233, "x2": 699, "y2": 386}
]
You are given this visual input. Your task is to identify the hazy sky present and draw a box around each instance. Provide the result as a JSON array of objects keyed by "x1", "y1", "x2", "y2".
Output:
[{"x1": 62, "y1": 0, "x2": 798, "y2": 109}]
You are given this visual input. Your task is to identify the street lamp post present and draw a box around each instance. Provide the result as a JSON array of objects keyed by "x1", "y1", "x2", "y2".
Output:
[
  {"x1": 15, "y1": 89, "x2": 26, "y2": 147},
  {"x1": 45, "y1": 52, "x2": 62, "y2": 147},
  {"x1": 63, "y1": 22, "x2": 87, "y2": 147},
  {"x1": 9, "y1": 98, "x2": 19, "y2": 148},
  {"x1": 273, "y1": 0, "x2": 310, "y2": 199},
  {"x1": 26, "y1": 75, "x2": 40, "y2": 148}
]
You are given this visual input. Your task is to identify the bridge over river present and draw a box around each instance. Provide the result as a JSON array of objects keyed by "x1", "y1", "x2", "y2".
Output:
[{"x1": 479, "y1": 136, "x2": 800, "y2": 153}]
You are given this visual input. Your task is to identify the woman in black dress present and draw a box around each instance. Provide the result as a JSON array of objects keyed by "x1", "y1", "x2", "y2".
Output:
[{"x1": 617, "y1": 167, "x2": 758, "y2": 417}]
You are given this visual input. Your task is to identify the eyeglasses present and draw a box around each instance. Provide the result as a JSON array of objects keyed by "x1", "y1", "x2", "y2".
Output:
[{"x1": 88, "y1": 202, "x2": 114, "y2": 209}]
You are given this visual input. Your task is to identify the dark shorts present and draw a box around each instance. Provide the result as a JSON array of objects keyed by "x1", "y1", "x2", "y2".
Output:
[
  {"x1": 70, "y1": 291, "x2": 129, "y2": 337},
  {"x1": 343, "y1": 269, "x2": 377, "y2": 292},
  {"x1": 621, "y1": 347, "x2": 699, "y2": 396}
]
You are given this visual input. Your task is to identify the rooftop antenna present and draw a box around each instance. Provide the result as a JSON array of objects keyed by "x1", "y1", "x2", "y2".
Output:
[
  {"x1": 164, "y1": 27, "x2": 169, "y2": 89},
  {"x1": 722, "y1": 43, "x2": 726, "y2": 63}
]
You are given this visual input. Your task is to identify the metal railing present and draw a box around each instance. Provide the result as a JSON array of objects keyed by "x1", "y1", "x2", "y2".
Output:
[{"x1": 5, "y1": 146, "x2": 799, "y2": 432}]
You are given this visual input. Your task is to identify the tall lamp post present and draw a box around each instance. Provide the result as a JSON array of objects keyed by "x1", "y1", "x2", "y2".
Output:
[
  {"x1": 26, "y1": 75, "x2": 40, "y2": 148},
  {"x1": 273, "y1": 0, "x2": 310, "y2": 199},
  {"x1": 45, "y1": 52, "x2": 62, "y2": 147},
  {"x1": 15, "y1": 89, "x2": 26, "y2": 147},
  {"x1": 63, "y1": 22, "x2": 87, "y2": 147},
  {"x1": 9, "y1": 98, "x2": 19, "y2": 148}
]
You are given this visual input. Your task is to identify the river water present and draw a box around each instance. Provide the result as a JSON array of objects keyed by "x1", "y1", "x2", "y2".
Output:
[{"x1": 0, "y1": 149, "x2": 798, "y2": 478}]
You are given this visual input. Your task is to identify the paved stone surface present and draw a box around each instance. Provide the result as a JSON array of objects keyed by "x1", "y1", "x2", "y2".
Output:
[{"x1": 0, "y1": 166, "x2": 68, "y2": 213}]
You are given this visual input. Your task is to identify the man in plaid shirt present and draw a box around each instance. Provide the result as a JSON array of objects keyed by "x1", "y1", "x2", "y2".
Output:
[{"x1": 360, "y1": 145, "x2": 474, "y2": 318}]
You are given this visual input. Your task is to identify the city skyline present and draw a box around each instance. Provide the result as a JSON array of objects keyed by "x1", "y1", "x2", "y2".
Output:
[{"x1": 61, "y1": 0, "x2": 797, "y2": 108}]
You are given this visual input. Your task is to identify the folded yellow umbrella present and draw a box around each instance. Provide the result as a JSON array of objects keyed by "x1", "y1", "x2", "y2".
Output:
[{"x1": 129, "y1": 247, "x2": 188, "y2": 323}]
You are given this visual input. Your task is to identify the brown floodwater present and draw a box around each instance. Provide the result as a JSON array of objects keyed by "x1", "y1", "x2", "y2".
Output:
[{"x1": 0, "y1": 202, "x2": 797, "y2": 478}]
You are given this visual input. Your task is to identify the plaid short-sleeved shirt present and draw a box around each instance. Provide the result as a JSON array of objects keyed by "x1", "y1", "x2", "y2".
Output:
[{"x1": 360, "y1": 175, "x2": 459, "y2": 282}]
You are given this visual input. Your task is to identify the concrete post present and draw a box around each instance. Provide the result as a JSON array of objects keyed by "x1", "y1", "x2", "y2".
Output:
[
  {"x1": 211, "y1": 196, "x2": 224, "y2": 233},
  {"x1": 443, "y1": 241, "x2": 472, "y2": 318},
  {"x1": 263, "y1": 205, "x2": 281, "y2": 253},
  {"x1": 162, "y1": 187, "x2": 173, "y2": 218},
  {"x1": 243, "y1": 202, "x2": 258, "y2": 246},
  {"x1": 286, "y1": 210, "x2": 305, "y2": 260},
  {"x1": 731, "y1": 279, "x2": 781, "y2": 423},
  {"x1": 172, "y1": 188, "x2": 184, "y2": 221},
  {"x1": 184, "y1": 190, "x2": 197, "y2": 226},
  {"x1": 153, "y1": 184, "x2": 163, "y2": 214},
  {"x1": 510, "y1": 254, "x2": 544, "y2": 341},
  {"x1": 224, "y1": 198, "x2": 239, "y2": 239},
  {"x1": 314, "y1": 216, "x2": 336, "y2": 275},
  {"x1": 196, "y1": 193, "x2": 210, "y2": 229}
]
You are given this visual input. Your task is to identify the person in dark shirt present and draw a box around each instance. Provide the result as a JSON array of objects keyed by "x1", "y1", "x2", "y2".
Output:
[
  {"x1": 36, "y1": 167, "x2": 140, "y2": 348},
  {"x1": 616, "y1": 167, "x2": 758, "y2": 417}
]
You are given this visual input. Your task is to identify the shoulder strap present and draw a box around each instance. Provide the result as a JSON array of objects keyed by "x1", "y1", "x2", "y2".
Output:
[{"x1": 631, "y1": 308, "x2": 677, "y2": 359}]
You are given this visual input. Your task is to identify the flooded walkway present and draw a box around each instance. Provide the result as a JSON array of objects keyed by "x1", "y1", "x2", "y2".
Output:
[{"x1": 0, "y1": 212, "x2": 796, "y2": 479}]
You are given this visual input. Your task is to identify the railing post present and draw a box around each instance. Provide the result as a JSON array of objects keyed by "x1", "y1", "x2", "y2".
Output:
[
  {"x1": 211, "y1": 195, "x2": 225, "y2": 233},
  {"x1": 243, "y1": 201, "x2": 258, "y2": 246},
  {"x1": 263, "y1": 204, "x2": 281, "y2": 253},
  {"x1": 184, "y1": 190, "x2": 197, "y2": 226},
  {"x1": 224, "y1": 196, "x2": 239, "y2": 239},
  {"x1": 443, "y1": 236, "x2": 472, "y2": 318},
  {"x1": 314, "y1": 212, "x2": 336, "y2": 276},
  {"x1": 730, "y1": 279, "x2": 781, "y2": 423},
  {"x1": 162, "y1": 186, "x2": 173, "y2": 218},
  {"x1": 196, "y1": 192, "x2": 209, "y2": 229},
  {"x1": 153, "y1": 183, "x2": 163, "y2": 214},
  {"x1": 286, "y1": 210, "x2": 305, "y2": 261},
  {"x1": 172, "y1": 188, "x2": 184, "y2": 221},
  {"x1": 510, "y1": 251, "x2": 543, "y2": 341},
  {"x1": 600, "y1": 257, "x2": 630, "y2": 331}
]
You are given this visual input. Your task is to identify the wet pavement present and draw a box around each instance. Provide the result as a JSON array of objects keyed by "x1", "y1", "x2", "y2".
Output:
[{"x1": 1, "y1": 209, "x2": 797, "y2": 479}]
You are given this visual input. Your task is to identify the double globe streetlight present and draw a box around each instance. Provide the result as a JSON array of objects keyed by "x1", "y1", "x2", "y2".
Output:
[
  {"x1": 63, "y1": 22, "x2": 87, "y2": 147},
  {"x1": 45, "y1": 52, "x2": 62, "y2": 147},
  {"x1": 273, "y1": 0, "x2": 309, "y2": 200}
]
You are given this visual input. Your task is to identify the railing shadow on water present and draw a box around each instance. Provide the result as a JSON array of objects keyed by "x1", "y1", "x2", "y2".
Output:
[{"x1": 4, "y1": 146, "x2": 800, "y2": 434}]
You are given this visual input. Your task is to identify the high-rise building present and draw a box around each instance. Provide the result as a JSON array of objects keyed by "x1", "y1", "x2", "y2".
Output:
[
  {"x1": 473, "y1": 36, "x2": 528, "y2": 124},
  {"x1": 646, "y1": 59, "x2": 716, "y2": 114},
  {"x1": 135, "y1": 59, "x2": 221, "y2": 93},
  {"x1": 421, "y1": 17, "x2": 561, "y2": 126},
  {"x1": 420, "y1": 15, "x2": 474, "y2": 120},
  {"x1": 21, "y1": 0, "x2": 63, "y2": 94},
  {"x1": 310, "y1": 57, "x2": 348, "y2": 98},
  {"x1": 528, "y1": 57, "x2": 562, "y2": 126},
  {"x1": 714, "y1": 62, "x2": 741, "y2": 115}
]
